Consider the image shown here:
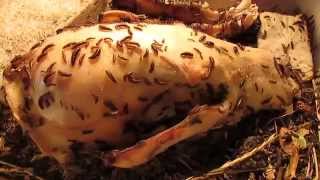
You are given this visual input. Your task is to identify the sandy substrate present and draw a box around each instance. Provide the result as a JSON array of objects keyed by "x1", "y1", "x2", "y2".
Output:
[{"x1": 0, "y1": 0, "x2": 110, "y2": 102}]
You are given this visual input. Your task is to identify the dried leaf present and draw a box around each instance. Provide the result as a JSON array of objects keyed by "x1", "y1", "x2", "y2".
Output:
[
  {"x1": 264, "y1": 164, "x2": 276, "y2": 180},
  {"x1": 0, "y1": 137, "x2": 10, "y2": 152},
  {"x1": 279, "y1": 128, "x2": 297, "y2": 155},
  {"x1": 279, "y1": 127, "x2": 310, "y2": 180},
  {"x1": 285, "y1": 151, "x2": 299, "y2": 180},
  {"x1": 292, "y1": 128, "x2": 309, "y2": 150}
]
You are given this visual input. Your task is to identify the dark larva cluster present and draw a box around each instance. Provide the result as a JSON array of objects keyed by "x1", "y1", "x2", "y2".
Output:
[
  {"x1": 269, "y1": 80, "x2": 277, "y2": 84},
  {"x1": 103, "y1": 100, "x2": 119, "y2": 116},
  {"x1": 78, "y1": 54, "x2": 86, "y2": 66},
  {"x1": 142, "y1": 90, "x2": 170, "y2": 114},
  {"x1": 180, "y1": 52, "x2": 194, "y2": 59},
  {"x1": 199, "y1": 35, "x2": 206, "y2": 42},
  {"x1": 118, "y1": 55, "x2": 128, "y2": 61},
  {"x1": 281, "y1": 43, "x2": 290, "y2": 54},
  {"x1": 89, "y1": 48, "x2": 101, "y2": 60},
  {"x1": 237, "y1": 43, "x2": 245, "y2": 51},
  {"x1": 134, "y1": 26, "x2": 143, "y2": 31},
  {"x1": 201, "y1": 56, "x2": 215, "y2": 80},
  {"x1": 149, "y1": 62, "x2": 155, "y2": 73},
  {"x1": 38, "y1": 91, "x2": 55, "y2": 109},
  {"x1": 116, "y1": 41, "x2": 124, "y2": 52},
  {"x1": 120, "y1": 35, "x2": 132, "y2": 44},
  {"x1": 193, "y1": 48, "x2": 203, "y2": 59},
  {"x1": 239, "y1": 79, "x2": 247, "y2": 88},
  {"x1": 124, "y1": 72, "x2": 144, "y2": 84},
  {"x1": 63, "y1": 42, "x2": 77, "y2": 49},
  {"x1": 58, "y1": 70, "x2": 72, "y2": 77},
  {"x1": 293, "y1": 19, "x2": 306, "y2": 32},
  {"x1": 127, "y1": 28, "x2": 133, "y2": 37},
  {"x1": 254, "y1": 82, "x2": 259, "y2": 92},
  {"x1": 37, "y1": 44, "x2": 55, "y2": 63},
  {"x1": 154, "y1": 78, "x2": 169, "y2": 85},
  {"x1": 43, "y1": 62, "x2": 57, "y2": 87},
  {"x1": 99, "y1": 25, "x2": 113, "y2": 32},
  {"x1": 143, "y1": 49, "x2": 149, "y2": 59},
  {"x1": 42, "y1": 44, "x2": 55, "y2": 54},
  {"x1": 43, "y1": 71, "x2": 56, "y2": 87},
  {"x1": 260, "y1": 30, "x2": 267, "y2": 39},
  {"x1": 138, "y1": 96, "x2": 149, "y2": 102},
  {"x1": 289, "y1": 25, "x2": 295, "y2": 32},
  {"x1": 203, "y1": 41, "x2": 215, "y2": 48},
  {"x1": 276, "y1": 95, "x2": 286, "y2": 105},
  {"x1": 105, "y1": 70, "x2": 117, "y2": 83},
  {"x1": 233, "y1": 46, "x2": 240, "y2": 55},
  {"x1": 123, "y1": 103, "x2": 129, "y2": 114},
  {"x1": 91, "y1": 94, "x2": 99, "y2": 104},
  {"x1": 72, "y1": 41, "x2": 88, "y2": 50},
  {"x1": 96, "y1": 39, "x2": 104, "y2": 46},
  {"x1": 125, "y1": 41, "x2": 140, "y2": 49},
  {"x1": 261, "y1": 96, "x2": 273, "y2": 105},
  {"x1": 75, "y1": 109, "x2": 85, "y2": 120},
  {"x1": 30, "y1": 42, "x2": 42, "y2": 50},
  {"x1": 82, "y1": 130, "x2": 94, "y2": 135},
  {"x1": 115, "y1": 23, "x2": 130, "y2": 30},
  {"x1": 215, "y1": 46, "x2": 233, "y2": 60},
  {"x1": 23, "y1": 97, "x2": 33, "y2": 112},
  {"x1": 290, "y1": 41, "x2": 295, "y2": 50},
  {"x1": 151, "y1": 41, "x2": 163, "y2": 56},
  {"x1": 62, "y1": 51, "x2": 67, "y2": 64},
  {"x1": 71, "y1": 48, "x2": 81, "y2": 66}
]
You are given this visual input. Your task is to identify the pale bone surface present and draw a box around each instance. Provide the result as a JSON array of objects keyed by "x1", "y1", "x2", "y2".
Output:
[
  {"x1": 0, "y1": 0, "x2": 110, "y2": 102},
  {"x1": 258, "y1": 12, "x2": 313, "y2": 81},
  {"x1": 1, "y1": 0, "x2": 316, "y2": 168},
  {"x1": 3, "y1": 22, "x2": 304, "y2": 167}
]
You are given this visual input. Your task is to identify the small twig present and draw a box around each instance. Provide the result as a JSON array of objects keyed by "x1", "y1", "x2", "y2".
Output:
[
  {"x1": 274, "y1": 121, "x2": 278, "y2": 134},
  {"x1": 187, "y1": 133, "x2": 278, "y2": 180},
  {"x1": 264, "y1": 110, "x2": 297, "y2": 130},
  {"x1": 216, "y1": 134, "x2": 277, "y2": 170},
  {"x1": 306, "y1": 147, "x2": 313, "y2": 178},
  {"x1": 0, "y1": 160, "x2": 44, "y2": 180},
  {"x1": 312, "y1": 147, "x2": 318, "y2": 180},
  {"x1": 272, "y1": 110, "x2": 297, "y2": 121},
  {"x1": 186, "y1": 167, "x2": 268, "y2": 180},
  {"x1": 226, "y1": 167, "x2": 267, "y2": 174}
]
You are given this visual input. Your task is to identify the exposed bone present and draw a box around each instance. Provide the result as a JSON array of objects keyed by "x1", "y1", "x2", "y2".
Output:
[
  {"x1": 115, "y1": 0, "x2": 257, "y2": 25},
  {"x1": 0, "y1": 0, "x2": 111, "y2": 103},
  {"x1": 105, "y1": 104, "x2": 231, "y2": 168},
  {"x1": 115, "y1": 0, "x2": 258, "y2": 38},
  {"x1": 191, "y1": 0, "x2": 258, "y2": 38},
  {"x1": 98, "y1": 10, "x2": 142, "y2": 24},
  {"x1": 3, "y1": 21, "x2": 305, "y2": 168},
  {"x1": 258, "y1": 12, "x2": 313, "y2": 81}
]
